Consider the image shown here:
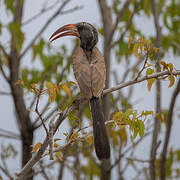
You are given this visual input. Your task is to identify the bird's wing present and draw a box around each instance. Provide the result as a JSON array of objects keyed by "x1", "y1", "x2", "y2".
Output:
[
  {"x1": 73, "y1": 47, "x2": 92, "y2": 99},
  {"x1": 91, "y1": 47, "x2": 106, "y2": 97}
]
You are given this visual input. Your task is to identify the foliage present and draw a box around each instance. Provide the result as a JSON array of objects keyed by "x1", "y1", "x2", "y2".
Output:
[{"x1": 0, "y1": 0, "x2": 180, "y2": 179}]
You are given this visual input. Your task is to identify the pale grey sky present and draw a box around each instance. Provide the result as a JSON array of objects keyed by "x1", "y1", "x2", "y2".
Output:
[{"x1": 0, "y1": 0, "x2": 180, "y2": 179}]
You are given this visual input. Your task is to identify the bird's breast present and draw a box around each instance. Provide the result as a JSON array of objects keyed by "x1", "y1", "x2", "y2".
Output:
[{"x1": 73, "y1": 47, "x2": 106, "y2": 99}]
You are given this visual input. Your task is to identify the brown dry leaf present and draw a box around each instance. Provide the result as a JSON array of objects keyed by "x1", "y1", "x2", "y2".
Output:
[
  {"x1": 152, "y1": 47, "x2": 159, "y2": 53},
  {"x1": 54, "y1": 84, "x2": 60, "y2": 94},
  {"x1": 168, "y1": 75, "x2": 175, "y2": 88},
  {"x1": 156, "y1": 113, "x2": 164, "y2": 123},
  {"x1": 61, "y1": 83, "x2": 72, "y2": 98},
  {"x1": 54, "y1": 138, "x2": 61, "y2": 142},
  {"x1": 160, "y1": 60, "x2": 168, "y2": 71},
  {"x1": 168, "y1": 63, "x2": 173, "y2": 72},
  {"x1": 54, "y1": 143, "x2": 58, "y2": 148},
  {"x1": 31, "y1": 142, "x2": 42, "y2": 153},
  {"x1": 14, "y1": 80, "x2": 24, "y2": 85}
]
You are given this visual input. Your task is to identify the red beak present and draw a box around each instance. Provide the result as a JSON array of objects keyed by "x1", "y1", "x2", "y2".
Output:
[{"x1": 49, "y1": 24, "x2": 80, "y2": 42}]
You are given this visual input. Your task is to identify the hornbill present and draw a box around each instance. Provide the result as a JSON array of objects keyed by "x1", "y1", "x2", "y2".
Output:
[{"x1": 49, "y1": 22, "x2": 110, "y2": 160}]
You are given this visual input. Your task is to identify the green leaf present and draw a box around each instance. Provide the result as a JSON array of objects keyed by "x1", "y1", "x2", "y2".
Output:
[
  {"x1": 123, "y1": 108, "x2": 133, "y2": 121},
  {"x1": 8, "y1": 22, "x2": 24, "y2": 52},
  {"x1": 32, "y1": 38, "x2": 45, "y2": 60},
  {"x1": 4, "y1": 0, "x2": 15, "y2": 15}
]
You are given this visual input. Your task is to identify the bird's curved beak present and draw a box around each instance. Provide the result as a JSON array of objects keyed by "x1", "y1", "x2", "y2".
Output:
[{"x1": 49, "y1": 24, "x2": 80, "y2": 42}]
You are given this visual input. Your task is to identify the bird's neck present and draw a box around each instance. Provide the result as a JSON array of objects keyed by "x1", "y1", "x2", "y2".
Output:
[{"x1": 83, "y1": 49, "x2": 93, "y2": 63}]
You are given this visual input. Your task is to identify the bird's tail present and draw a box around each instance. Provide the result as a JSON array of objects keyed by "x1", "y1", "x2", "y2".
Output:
[{"x1": 90, "y1": 96, "x2": 110, "y2": 160}]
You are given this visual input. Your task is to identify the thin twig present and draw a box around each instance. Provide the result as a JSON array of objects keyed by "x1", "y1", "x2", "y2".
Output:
[
  {"x1": 48, "y1": 118, "x2": 55, "y2": 160},
  {"x1": 103, "y1": 70, "x2": 180, "y2": 96},
  {"x1": 109, "y1": 0, "x2": 131, "y2": 44},
  {"x1": 35, "y1": 91, "x2": 49, "y2": 135},
  {"x1": 16, "y1": 70, "x2": 180, "y2": 179},
  {"x1": 22, "y1": 0, "x2": 61, "y2": 26},
  {"x1": 111, "y1": 0, "x2": 142, "y2": 48},
  {"x1": 160, "y1": 79, "x2": 180, "y2": 180},
  {"x1": 20, "y1": 0, "x2": 72, "y2": 59},
  {"x1": 127, "y1": 157, "x2": 150, "y2": 163},
  {"x1": 135, "y1": 50, "x2": 149, "y2": 80},
  {"x1": 0, "y1": 91, "x2": 11, "y2": 96},
  {"x1": 150, "y1": 0, "x2": 162, "y2": 179}
]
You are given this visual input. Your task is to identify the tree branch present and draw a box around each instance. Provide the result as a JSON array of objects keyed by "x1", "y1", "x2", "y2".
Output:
[
  {"x1": 109, "y1": 0, "x2": 131, "y2": 44},
  {"x1": 160, "y1": 79, "x2": 180, "y2": 180},
  {"x1": 103, "y1": 70, "x2": 180, "y2": 96},
  {"x1": 150, "y1": 0, "x2": 162, "y2": 179},
  {"x1": 16, "y1": 69, "x2": 180, "y2": 179},
  {"x1": 20, "y1": 0, "x2": 72, "y2": 59},
  {"x1": 16, "y1": 99, "x2": 80, "y2": 180}
]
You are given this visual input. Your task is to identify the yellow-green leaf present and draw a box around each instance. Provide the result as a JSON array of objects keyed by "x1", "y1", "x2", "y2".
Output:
[
  {"x1": 56, "y1": 151, "x2": 63, "y2": 161},
  {"x1": 128, "y1": 37, "x2": 134, "y2": 49},
  {"x1": 46, "y1": 81, "x2": 56, "y2": 103},
  {"x1": 8, "y1": 22, "x2": 24, "y2": 52},
  {"x1": 113, "y1": 111, "x2": 123, "y2": 122},
  {"x1": 146, "y1": 68, "x2": 154, "y2": 75},
  {"x1": 61, "y1": 83, "x2": 72, "y2": 98},
  {"x1": 133, "y1": 43, "x2": 140, "y2": 58},
  {"x1": 168, "y1": 75, "x2": 175, "y2": 88},
  {"x1": 4, "y1": 0, "x2": 15, "y2": 15},
  {"x1": 98, "y1": 28, "x2": 104, "y2": 36},
  {"x1": 32, "y1": 142, "x2": 42, "y2": 153},
  {"x1": 147, "y1": 78, "x2": 155, "y2": 91},
  {"x1": 87, "y1": 136, "x2": 93, "y2": 145}
]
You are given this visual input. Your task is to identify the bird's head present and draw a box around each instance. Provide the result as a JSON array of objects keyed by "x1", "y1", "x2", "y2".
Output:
[{"x1": 49, "y1": 22, "x2": 98, "y2": 51}]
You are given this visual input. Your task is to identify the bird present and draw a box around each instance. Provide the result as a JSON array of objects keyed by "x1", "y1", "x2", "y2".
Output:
[{"x1": 49, "y1": 22, "x2": 110, "y2": 160}]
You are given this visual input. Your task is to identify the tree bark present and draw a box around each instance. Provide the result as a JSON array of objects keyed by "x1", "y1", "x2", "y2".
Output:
[{"x1": 9, "y1": 1, "x2": 34, "y2": 179}]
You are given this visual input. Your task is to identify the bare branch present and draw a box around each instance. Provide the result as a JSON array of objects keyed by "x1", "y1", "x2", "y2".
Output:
[
  {"x1": 22, "y1": 0, "x2": 61, "y2": 26},
  {"x1": 16, "y1": 99, "x2": 80, "y2": 180},
  {"x1": 35, "y1": 91, "x2": 49, "y2": 135},
  {"x1": 150, "y1": 0, "x2": 162, "y2": 179},
  {"x1": 0, "y1": 91, "x2": 11, "y2": 96},
  {"x1": 0, "y1": 128, "x2": 20, "y2": 140},
  {"x1": 103, "y1": 70, "x2": 180, "y2": 96},
  {"x1": 109, "y1": 0, "x2": 131, "y2": 44},
  {"x1": 20, "y1": 0, "x2": 72, "y2": 59},
  {"x1": 172, "y1": 41, "x2": 180, "y2": 53},
  {"x1": 110, "y1": 131, "x2": 152, "y2": 171},
  {"x1": 160, "y1": 79, "x2": 180, "y2": 180},
  {"x1": 16, "y1": 69, "x2": 180, "y2": 179},
  {"x1": 0, "y1": 44, "x2": 10, "y2": 82},
  {"x1": 111, "y1": 0, "x2": 142, "y2": 48},
  {"x1": 0, "y1": 166, "x2": 13, "y2": 180},
  {"x1": 135, "y1": 50, "x2": 149, "y2": 80}
]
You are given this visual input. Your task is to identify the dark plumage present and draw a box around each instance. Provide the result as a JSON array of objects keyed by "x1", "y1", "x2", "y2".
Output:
[{"x1": 50, "y1": 22, "x2": 110, "y2": 160}]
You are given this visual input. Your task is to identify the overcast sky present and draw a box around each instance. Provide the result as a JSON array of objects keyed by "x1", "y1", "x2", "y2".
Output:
[{"x1": 0, "y1": 0, "x2": 180, "y2": 179}]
